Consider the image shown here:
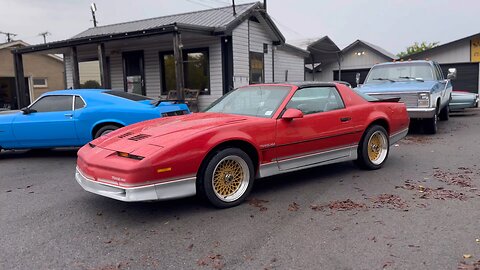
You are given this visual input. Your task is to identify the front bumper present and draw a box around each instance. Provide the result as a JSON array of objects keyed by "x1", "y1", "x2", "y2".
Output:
[
  {"x1": 75, "y1": 167, "x2": 196, "y2": 202},
  {"x1": 407, "y1": 107, "x2": 436, "y2": 119}
]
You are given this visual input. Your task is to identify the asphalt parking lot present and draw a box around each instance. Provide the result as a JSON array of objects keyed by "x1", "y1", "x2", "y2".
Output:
[{"x1": 1, "y1": 110, "x2": 480, "y2": 270}]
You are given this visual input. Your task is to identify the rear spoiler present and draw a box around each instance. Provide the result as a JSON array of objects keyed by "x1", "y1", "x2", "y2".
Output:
[
  {"x1": 370, "y1": 97, "x2": 401, "y2": 103},
  {"x1": 153, "y1": 99, "x2": 185, "y2": 106}
]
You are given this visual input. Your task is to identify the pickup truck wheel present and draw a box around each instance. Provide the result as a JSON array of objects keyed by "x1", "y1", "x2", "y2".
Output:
[
  {"x1": 198, "y1": 148, "x2": 254, "y2": 208},
  {"x1": 425, "y1": 114, "x2": 438, "y2": 134},
  {"x1": 439, "y1": 105, "x2": 449, "y2": 121},
  {"x1": 355, "y1": 125, "x2": 389, "y2": 170}
]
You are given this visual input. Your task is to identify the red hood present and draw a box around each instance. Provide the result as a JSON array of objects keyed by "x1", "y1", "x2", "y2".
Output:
[{"x1": 93, "y1": 113, "x2": 248, "y2": 153}]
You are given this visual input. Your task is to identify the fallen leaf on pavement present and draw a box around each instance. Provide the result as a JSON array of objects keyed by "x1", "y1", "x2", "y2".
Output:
[{"x1": 464, "y1": 254, "x2": 473, "y2": 259}]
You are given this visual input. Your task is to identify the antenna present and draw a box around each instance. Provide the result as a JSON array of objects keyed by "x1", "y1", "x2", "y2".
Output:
[
  {"x1": 232, "y1": 0, "x2": 236, "y2": 16},
  {"x1": 38, "y1": 31, "x2": 51, "y2": 44},
  {"x1": 264, "y1": 0, "x2": 267, "y2": 11},
  {"x1": 0, "y1": 31, "x2": 17, "y2": 42},
  {"x1": 90, "y1": 3, "x2": 98, "y2": 27}
]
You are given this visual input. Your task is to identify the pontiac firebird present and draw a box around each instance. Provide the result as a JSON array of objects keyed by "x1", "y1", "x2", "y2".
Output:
[{"x1": 75, "y1": 82, "x2": 410, "y2": 208}]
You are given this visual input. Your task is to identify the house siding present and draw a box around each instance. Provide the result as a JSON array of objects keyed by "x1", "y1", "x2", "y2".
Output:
[
  {"x1": 64, "y1": 36, "x2": 223, "y2": 110},
  {"x1": 232, "y1": 20, "x2": 250, "y2": 88},
  {"x1": 274, "y1": 48, "x2": 305, "y2": 82},
  {"x1": 313, "y1": 45, "x2": 392, "y2": 82},
  {"x1": 249, "y1": 20, "x2": 273, "y2": 83}
]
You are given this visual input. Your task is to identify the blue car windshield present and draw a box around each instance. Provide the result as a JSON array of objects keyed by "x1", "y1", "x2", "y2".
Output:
[
  {"x1": 204, "y1": 85, "x2": 291, "y2": 118},
  {"x1": 365, "y1": 62, "x2": 434, "y2": 84}
]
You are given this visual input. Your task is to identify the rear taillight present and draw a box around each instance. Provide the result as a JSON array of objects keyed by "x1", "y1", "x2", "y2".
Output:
[{"x1": 161, "y1": 110, "x2": 189, "y2": 117}]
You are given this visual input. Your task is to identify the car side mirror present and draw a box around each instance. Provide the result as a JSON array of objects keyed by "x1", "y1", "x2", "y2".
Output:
[
  {"x1": 282, "y1": 108, "x2": 303, "y2": 120},
  {"x1": 355, "y1": 72, "x2": 361, "y2": 86},
  {"x1": 21, "y1": 107, "x2": 31, "y2": 115},
  {"x1": 447, "y1": 68, "x2": 457, "y2": 80}
]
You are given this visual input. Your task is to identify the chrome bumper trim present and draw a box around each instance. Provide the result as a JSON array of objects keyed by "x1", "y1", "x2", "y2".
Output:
[
  {"x1": 407, "y1": 107, "x2": 436, "y2": 119},
  {"x1": 75, "y1": 167, "x2": 196, "y2": 202}
]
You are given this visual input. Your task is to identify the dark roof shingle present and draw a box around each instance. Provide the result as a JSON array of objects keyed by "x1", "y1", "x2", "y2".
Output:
[{"x1": 73, "y1": 2, "x2": 259, "y2": 39}]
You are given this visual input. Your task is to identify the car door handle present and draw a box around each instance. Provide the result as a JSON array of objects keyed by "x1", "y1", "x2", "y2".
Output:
[
  {"x1": 64, "y1": 113, "x2": 73, "y2": 117},
  {"x1": 340, "y1": 117, "x2": 351, "y2": 122}
]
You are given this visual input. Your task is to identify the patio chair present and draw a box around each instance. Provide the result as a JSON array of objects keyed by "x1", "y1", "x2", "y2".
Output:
[{"x1": 184, "y1": 89, "x2": 200, "y2": 112}]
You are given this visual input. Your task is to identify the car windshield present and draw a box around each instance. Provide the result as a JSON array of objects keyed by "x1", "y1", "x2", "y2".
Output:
[
  {"x1": 204, "y1": 85, "x2": 291, "y2": 118},
  {"x1": 104, "y1": 91, "x2": 152, "y2": 101},
  {"x1": 365, "y1": 62, "x2": 434, "y2": 84}
]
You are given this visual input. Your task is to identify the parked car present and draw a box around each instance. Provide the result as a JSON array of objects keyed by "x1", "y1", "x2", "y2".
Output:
[
  {"x1": 449, "y1": 91, "x2": 479, "y2": 111},
  {"x1": 356, "y1": 60, "x2": 455, "y2": 134},
  {"x1": 75, "y1": 82, "x2": 410, "y2": 208},
  {"x1": 0, "y1": 89, "x2": 189, "y2": 151}
]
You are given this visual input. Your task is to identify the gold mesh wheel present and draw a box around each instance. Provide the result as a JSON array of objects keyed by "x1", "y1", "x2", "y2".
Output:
[
  {"x1": 212, "y1": 155, "x2": 250, "y2": 202},
  {"x1": 367, "y1": 131, "x2": 388, "y2": 165}
]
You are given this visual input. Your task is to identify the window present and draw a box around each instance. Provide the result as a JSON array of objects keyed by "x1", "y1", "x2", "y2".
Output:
[
  {"x1": 286, "y1": 87, "x2": 345, "y2": 115},
  {"x1": 74, "y1": 96, "x2": 86, "y2": 110},
  {"x1": 205, "y1": 85, "x2": 291, "y2": 118},
  {"x1": 160, "y1": 48, "x2": 210, "y2": 95},
  {"x1": 365, "y1": 62, "x2": 435, "y2": 83},
  {"x1": 30, "y1": 95, "x2": 73, "y2": 112},
  {"x1": 33, "y1": 78, "x2": 48, "y2": 88},
  {"x1": 104, "y1": 90, "x2": 152, "y2": 101},
  {"x1": 249, "y1": 52, "x2": 264, "y2": 84}
]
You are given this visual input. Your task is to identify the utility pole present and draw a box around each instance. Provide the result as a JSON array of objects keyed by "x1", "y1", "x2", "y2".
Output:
[
  {"x1": 231, "y1": 0, "x2": 236, "y2": 16},
  {"x1": 90, "y1": 3, "x2": 98, "y2": 27},
  {"x1": 0, "y1": 31, "x2": 17, "y2": 42},
  {"x1": 38, "y1": 31, "x2": 51, "y2": 44}
]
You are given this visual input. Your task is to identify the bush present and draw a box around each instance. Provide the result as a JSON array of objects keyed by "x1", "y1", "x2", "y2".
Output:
[{"x1": 80, "y1": 80, "x2": 101, "y2": 89}]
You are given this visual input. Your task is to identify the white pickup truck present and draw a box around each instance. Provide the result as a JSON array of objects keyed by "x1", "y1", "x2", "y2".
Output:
[{"x1": 355, "y1": 60, "x2": 456, "y2": 134}]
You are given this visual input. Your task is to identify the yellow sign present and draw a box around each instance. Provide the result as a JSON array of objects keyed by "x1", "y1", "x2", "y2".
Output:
[{"x1": 471, "y1": 38, "x2": 480, "y2": 62}]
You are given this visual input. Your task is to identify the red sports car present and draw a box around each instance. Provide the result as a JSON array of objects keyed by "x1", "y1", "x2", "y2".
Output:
[{"x1": 76, "y1": 82, "x2": 409, "y2": 208}]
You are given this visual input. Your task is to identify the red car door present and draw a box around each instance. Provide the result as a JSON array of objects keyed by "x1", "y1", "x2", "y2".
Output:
[{"x1": 275, "y1": 86, "x2": 357, "y2": 171}]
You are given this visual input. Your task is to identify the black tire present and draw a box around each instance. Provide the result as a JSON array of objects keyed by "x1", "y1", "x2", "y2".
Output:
[
  {"x1": 425, "y1": 114, "x2": 438, "y2": 134},
  {"x1": 94, "y1": 125, "x2": 121, "y2": 139},
  {"x1": 439, "y1": 105, "x2": 449, "y2": 121},
  {"x1": 197, "y1": 148, "x2": 255, "y2": 208},
  {"x1": 355, "y1": 125, "x2": 390, "y2": 170}
]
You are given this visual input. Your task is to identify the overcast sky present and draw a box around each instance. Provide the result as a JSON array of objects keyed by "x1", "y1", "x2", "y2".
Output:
[{"x1": 1, "y1": 0, "x2": 479, "y2": 55}]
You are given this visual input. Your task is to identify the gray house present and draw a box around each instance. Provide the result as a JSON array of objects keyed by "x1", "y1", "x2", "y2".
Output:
[
  {"x1": 12, "y1": 2, "x2": 308, "y2": 110},
  {"x1": 306, "y1": 38, "x2": 395, "y2": 87}
]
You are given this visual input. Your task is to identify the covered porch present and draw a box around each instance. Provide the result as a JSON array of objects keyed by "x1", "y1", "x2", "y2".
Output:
[{"x1": 12, "y1": 23, "x2": 231, "y2": 111}]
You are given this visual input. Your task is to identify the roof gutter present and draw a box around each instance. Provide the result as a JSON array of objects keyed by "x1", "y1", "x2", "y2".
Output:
[{"x1": 13, "y1": 23, "x2": 215, "y2": 54}]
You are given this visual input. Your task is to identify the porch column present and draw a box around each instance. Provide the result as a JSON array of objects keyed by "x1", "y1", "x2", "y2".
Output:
[
  {"x1": 13, "y1": 52, "x2": 27, "y2": 108},
  {"x1": 173, "y1": 31, "x2": 185, "y2": 100},
  {"x1": 97, "y1": 43, "x2": 110, "y2": 88},
  {"x1": 337, "y1": 52, "x2": 342, "y2": 81},
  {"x1": 71, "y1": 46, "x2": 81, "y2": 89}
]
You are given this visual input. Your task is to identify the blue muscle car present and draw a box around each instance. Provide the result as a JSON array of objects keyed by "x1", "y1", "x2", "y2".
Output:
[{"x1": 0, "y1": 89, "x2": 190, "y2": 151}]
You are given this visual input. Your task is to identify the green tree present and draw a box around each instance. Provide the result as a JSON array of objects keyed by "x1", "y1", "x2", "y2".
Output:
[
  {"x1": 80, "y1": 80, "x2": 101, "y2": 89},
  {"x1": 397, "y1": 41, "x2": 439, "y2": 58}
]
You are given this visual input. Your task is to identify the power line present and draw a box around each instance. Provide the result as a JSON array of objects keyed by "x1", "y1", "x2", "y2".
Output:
[
  {"x1": 0, "y1": 31, "x2": 17, "y2": 42},
  {"x1": 38, "y1": 31, "x2": 51, "y2": 44}
]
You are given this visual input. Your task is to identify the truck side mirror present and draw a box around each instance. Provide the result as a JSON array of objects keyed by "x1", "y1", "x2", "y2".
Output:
[
  {"x1": 355, "y1": 73, "x2": 361, "y2": 86},
  {"x1": 447, "y1": 68, "x2": 457, "y2": 80}
]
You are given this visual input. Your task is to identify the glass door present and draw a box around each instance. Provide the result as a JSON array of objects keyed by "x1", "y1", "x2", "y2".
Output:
[{"x1": 122, "y1": 51, "x2": 146, "y2": 95}]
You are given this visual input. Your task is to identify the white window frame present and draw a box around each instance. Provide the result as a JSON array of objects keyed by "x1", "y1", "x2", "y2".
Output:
[{"x1": 33, "y1": 77, "x2": 48, "y2": 88}]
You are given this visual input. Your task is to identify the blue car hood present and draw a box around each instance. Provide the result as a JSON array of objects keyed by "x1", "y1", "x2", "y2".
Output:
[{"x1": 356, "y1": 81, "x2": 437, "y2": 93}]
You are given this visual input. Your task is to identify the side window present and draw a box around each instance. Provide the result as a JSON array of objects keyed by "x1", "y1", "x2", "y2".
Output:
[
  {"x1": 434, "y1": 63, "x2": 444, "y2": 80},
  {"x1": 74, "y1": 96, "x2": 86, "y2": 110},
  {"x1": 286, "y1": 87, "x2": 345, "y2": 115},
  {"x1": 30, "y1": 95, "x2": 73, "y2": 112}
]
